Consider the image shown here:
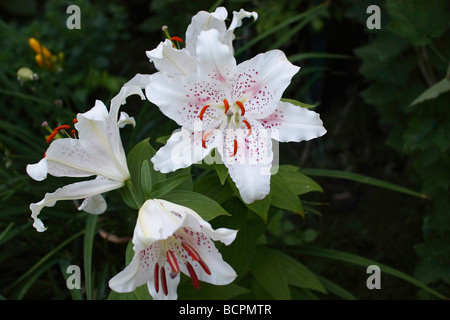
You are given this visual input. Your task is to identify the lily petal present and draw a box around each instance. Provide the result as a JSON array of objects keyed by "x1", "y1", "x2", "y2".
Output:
[
  {"x1": 185, "y1": 7, "x2": 228, "y2": 56},
  {"x1": 26, "y1": 157, "x2": 48, "y2": 181},
  {"x1": 230, "y1": 50, "x2": 300, "y2": 119},
  {"x1": 196, "y1": 29, "x2": 236, "y2": 83},
  {"x1": 118, "y1": 112, "x2": 136, "y2": 128},
  {"x1": 261, "y1": 101, "x2": 327, "y2": 142},
  {"x1": 109, "y1": 252, "x2": 154, "y2": 293},
  {"x1": 147, "y1": 39, "x2": 196, "y2": 77},
  {"x1": 44, "y1": 138, "x2": 127, "y2": 181},
  {"x1": 151, "y1": 128, "x2": 216, "y2": 174},
  {"x1": 30, "y1": 178, "x2": 124, "y2": 232},
  {"x1": 146, "y1": 72, "x2": 227, "y2": 130},
  {"x1": 223, "y1": 9, "x2": 258, "y2": 51},
  {"x1": 219, "y1": 121, "x2": 273, "y2": 203},
  {"x1": 78, "y1": 193, "x2": 107, "y2": 214}
]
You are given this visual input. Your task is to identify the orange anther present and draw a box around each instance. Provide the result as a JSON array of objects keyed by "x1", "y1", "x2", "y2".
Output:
[
  {"x1": 170, "y1": 36, "x2": 183, "y2": 43},
  {"x1": 46, "y1": 125, "x2": 71, "y2": 143},
  {"x1": 202, "y1": 131, "x2": 212, "y2": 149},
  {"x1": 230, "y1": 139, "x2": 238, "y2": 157},
  {"x1": 223, "y1": 99, "x2": 230, "y2": 114},
  {"x1": 242, "y1": 119, "x2": 252, "y2": 136},
  {"x1": 235, "y1": 101, "x2": 245, "y2": 116},
  {"x1": 199, "y1": 105, "x2": 210, "y2": 121}
]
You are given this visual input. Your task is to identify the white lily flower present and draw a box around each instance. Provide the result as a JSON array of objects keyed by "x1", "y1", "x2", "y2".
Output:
[
  {"x1": 147, "y1": 29, "x2": 326, "y2": 204},
  {"x1": 109, "y1": 199, "x2": 237, "y2": 300},
  {"x1": 26, "y1": 85, "x2": 145, "y2": 232},
  {"x1": 146, "y1": 7, "x2": 257, "y2": 78}
]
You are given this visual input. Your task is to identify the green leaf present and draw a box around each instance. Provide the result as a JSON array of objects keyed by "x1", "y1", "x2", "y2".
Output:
[
  {"x1": 150, "y1": 173, "x2": 192, "y2": 199},
  {"x1": 108, "y1": 290, "x2": 137, "y2": 300},
  {"x1": 278, "y1": 165, "x2": 323, "y2": 195},
  {"x1": 249, "y1": 246, "x2": 291, "y2": 300},
  {"x1": 162, "y1": 190, "x2": 230, "y2": 221},
  {"x1": 288, "y1": 52, "x2": 353, "y2": 63},
  {"x1": 218, "y1": 200, "x2": 266, "y2": 281},
  {"x1": 280, "y1": 98, "x2": 317, "y2": 109},
  {"x1": 235, "y1": 3, "x2": 327, "y2": 56},
  {"x1": 410, "y1": 77, "x2": 450, "y2": 107},
  {"x1": 6, "y1": 230, "x2": 84, "y2": 293},
  {"x1": 214, "y1": 163, "x2": 228, "y2": 185},
  {"x1": 84, "y1": 214, "x2": 98, "y2": 300},
  {"x1": 123, "y1": 139, "x2": 165, "y2": 207},
  {"x1": 386, "y1": 0, "x2": 450, "y2": 46},
  {"x1": 140, "y1": 160, "x2": 152, "y2": 199},
  {"x1": 272, "y1": 250, "x2": 326, "y2": 294},
  {"x1": 317, "y1": 275, "x2": 358, "y2": 300},
  {"x1": 226, "y1": 176, "x2": 271, "y2": 222},
  {"x1": 193, "y1": 174, "x2": 234, "y2": 205},
  {"x1": 300, "y1": 168, "x2": 429, "y2": 199},
  {"x1": 293, "y1": 245, "x2": 446, "y2": 300},
  {"x1": 270, "y1": 174, "x2": 304, "y2": 215}
]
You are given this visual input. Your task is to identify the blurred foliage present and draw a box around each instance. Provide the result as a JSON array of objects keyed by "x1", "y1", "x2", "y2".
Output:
[
  {"x1": 352, "y1": 0, "x2": 450, "y2": 287},
  {"x1": 0, "y1": 0, "x2": 448, "y2": 301}
]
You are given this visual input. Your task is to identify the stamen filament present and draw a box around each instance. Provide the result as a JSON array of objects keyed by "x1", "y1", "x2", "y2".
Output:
[
  {"x1": 166, "y1": 250, "x2": 180, "y2": 274},
  {"x1": 182, "y1": 242, "x2": 201, "y2": 261},
  {"x1": 199, "y1": 105, "x2": 210, "y2": 121},
  {"x1": 235, "y1": 101, "x2": 245, "y2": 116},
  {"x1": 186, "y1": 262, "x2": 200, "y2": 290},
  {"x1": 242, "y1": 119, "x2": 252, "y2": 136}
]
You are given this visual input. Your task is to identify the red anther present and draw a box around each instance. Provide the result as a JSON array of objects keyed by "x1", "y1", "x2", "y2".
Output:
[
  {"x1": 46, "y1": 131, "x2": 59, "y2": 143},
  {"x1": 166, "y1": 250, "x2": 180, "y2": 274},
  {"x1": 242, "y1": 119, "x2": 252, "y2": 136},
  {"x1": 186, "y1": 262, "x2": 200, "y2": 290},
  {"x1": 199, "y1": 105, "x2": 210, "y2": 121},
  {"x1": 198, "y1": 259, "x2": 211, "y2": 275},
  {"x1": 160, "y1": 265, "x2": 168, "y2": 296},
  {"x1": 71, "y1": 130, "x2": 77, "y2": 138},
  {"x1": 54, "y1": 125, "x2": 71, "y2": 132},
  {"x1": 235, "y1": 101, "x2": 245, "y2": 116},
  {"x1": 182, "y1": 242, "x2": 201, "y2": 261},
  {"x1": 223, "y1": 99, "x2": 230, "y2": 114},
  {"x1": 202, "y1": 131, "x2": 212, "y2": 149},
  {"x1": 46, "y1": 124, "x2": 71, "y2": 143},
  {"x1": 170, "y1": 36, "x2": 183, "y2": 43},
  {"x1": 154, "y1": 262, "x2": 160, "y2": 293},
  {"x1": 43, "y1": 153, "x2": 46, "y2": 158},
  {"x1": 230, "y1": 139, "x2": 238, "y2": 157},
  {"x1": 72, "y1": 118, "x2": 78, "y2": 124}
]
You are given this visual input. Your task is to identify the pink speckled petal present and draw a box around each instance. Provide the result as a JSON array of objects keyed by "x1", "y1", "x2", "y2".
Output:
[
  {"x1": 260, "y1": 101, "x2": 327, "y2": 142},
  {"x1": 230, "y1": 50, "x2": 300, "y2": 119},
  {"x1": 218, "y1": 120, "x2": 273, "y2": 204},
  {"x1": 146, "y1": 72, "x2": 228, "y2": 130}
]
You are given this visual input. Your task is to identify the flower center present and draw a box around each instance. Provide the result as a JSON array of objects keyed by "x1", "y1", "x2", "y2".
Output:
[
  {"x1": 199, "y1": 99, "x2": 251, "y2": 157},
  {"x1": 152, "y1": 227, "x2": 211, "y2": 296}
]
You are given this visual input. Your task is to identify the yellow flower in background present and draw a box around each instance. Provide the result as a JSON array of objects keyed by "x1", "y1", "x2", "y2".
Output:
[{"x1": 29, "y1": 37, "x2": 53, "y2": 68}]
